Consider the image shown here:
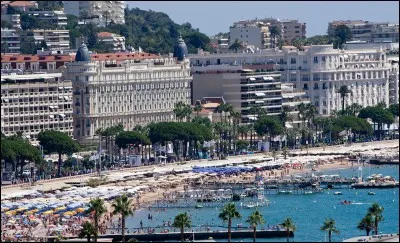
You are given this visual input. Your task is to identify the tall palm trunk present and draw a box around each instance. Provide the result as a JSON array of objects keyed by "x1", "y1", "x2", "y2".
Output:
[
  {"x1": 58, "y1": 152, "x2": 62, "y2": 177},
  {"x1": 287, "y1": 229, "x2": 290, "y2": 242},
  {"x1": 375, "y1": 219, "x2": 378, "y2": 235},
  {"x1": 94, "y1": 214, "x2": 99, "y2": 242},
  {"x1": 228, "y1": 218, "x2": 232, "y2": 242},
  {"x1": 342, "y1": 96, "x2": 345, "y2": 113},
  {"x1": 180, "y1": 227, "x2": 184, "y2": 242},
  {"x1": 253, "y1": 225, "x2": 256, "y2": 243},
  {"x1": 122, "y1": 215, "x2": 126, "y2": 242},
  {"x1": 366, "y1": 229, "x2": 370, "y2": 236},
  {"x1": 328, "y1": 230, "x2": 332, "y2": 242}
]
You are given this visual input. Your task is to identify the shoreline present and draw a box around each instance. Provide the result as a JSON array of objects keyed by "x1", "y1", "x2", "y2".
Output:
[{"x1": 1, "y1": 140, "x2": 399, "y2": 241}]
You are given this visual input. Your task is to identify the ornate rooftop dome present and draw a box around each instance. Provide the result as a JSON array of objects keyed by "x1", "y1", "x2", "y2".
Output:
[
  {"x1": 75, "y1": 43, "x2": 91, "y2": 62},
  {"x1": 173, "y1": 34, "x2": 188, "y2": 61}
]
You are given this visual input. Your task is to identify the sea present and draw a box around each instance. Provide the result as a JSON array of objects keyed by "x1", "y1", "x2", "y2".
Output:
[{"x1": 126, "y1": 165, "x2": 399, "y2": 242}]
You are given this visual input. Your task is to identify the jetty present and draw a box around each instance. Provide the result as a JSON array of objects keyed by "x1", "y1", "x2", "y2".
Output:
[{"x1": 98, "y1": 229, "x2": 293, "y2": 241}]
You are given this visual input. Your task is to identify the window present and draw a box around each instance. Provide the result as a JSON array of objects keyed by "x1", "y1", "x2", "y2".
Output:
[
  {"x1": 303, "y1": 84, "x2": 308, "y2": 90},
  {"x1": 290, "y1": 58, "x2": 296, "y2": 64},
  {"x1": 322, "y1": 56, "x2": 326, "y2": 62},
  {"x1": 85, "y1": 76, "x2": 89, "y2": 81}
]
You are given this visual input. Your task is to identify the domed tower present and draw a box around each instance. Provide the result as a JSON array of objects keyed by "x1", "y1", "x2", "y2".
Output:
[
  {"x1": 75, "y1": 43, "x2": 91, "y2": 62},
  {"x1": 173, "y1": 34, "x2": 188, "y2": 61}
]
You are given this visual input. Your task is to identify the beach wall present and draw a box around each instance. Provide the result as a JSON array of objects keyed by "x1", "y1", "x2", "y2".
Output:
[{"x1": 99, "y1": 230, "x2": 293, "y2": 241}]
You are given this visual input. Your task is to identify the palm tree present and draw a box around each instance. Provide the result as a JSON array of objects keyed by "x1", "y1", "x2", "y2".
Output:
[
  {"x1": 281, "y1": 217, "x2": 296, "y2": 242},
  {"x1": 246, "y1": 209, "x2": 265, "y2": 242},
  {"x1": 368, "y1": 203, "x2": 384, "y2": 235},
  {"x1": 357, "y1": 214, "x2": 374, "y2": 236},
  {"x1": 269, "y1": 26, "x2": 281, "y2": 49},
  {"x1": 112, "y1": 194, "x2": 135, "y2": 242},
  {"x1": 338, "y1": 85, "x2": 351, "y2": 114},
  {"x1": 172, "y1": 212, "x2": 192, "y2": 242},
  {"x1": 193, "y1": 103, "x2": 203, "y2": 116},
  {"x1": 219, "y1": 203, "x2": 241, "y2": 242},
  {"x1": 229, "y1": 39, "x2": 243, "y2": 52},
  {"x1": 174, "y1": 101, "x2": 192, "y2": 122},
  {"x1": 79, "y1": 221, "x2": 96, "y2": 242},
  {"x1": 320, "y1": 218, "x2": 339, "y2": 242},
  {"x1": 88, "y1": 197, "x2": 107, "y2": 242}
]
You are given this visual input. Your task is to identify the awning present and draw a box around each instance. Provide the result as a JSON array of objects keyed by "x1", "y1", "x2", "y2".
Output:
[
  {"x1": 63, "y1": 96, "x2": 70, "y2": 101},
  {"x1": 249, "y1": 77, "x2": 256, "y2": 81},
  {"x1": 249, "y1": 116, "x2": 258, "y2": 120},
  {"x1": 255, "y1": 92, "x2": 265, "y2": 97},
  {"x1": 285, "y1": 124, "x2": 293, "y2": 128},
  {"x1": 49, "y1": 115, "x2": 54, "y2": 119},
  {"x1": 59, "y1": 114, "x2": 66, "y2": 118},
  {"x1": 263, "y1": 77, "x2": 274, "y2": 81},
  {"x1": 49, "y1": 106, "x2": 57, "y2": 109},
  {"x1": 58, "y1": 87, "x2": 63, "y2": 90},
  {"x1": 58, "y1": 96, "x2": 63, "y2": 100},
  {"x1": 64, "y1": 86, "x2": 73, "y2": 89},
  {"x1": 3, "y1": 98, "x2": 9, "y2": 102},
  {"x1": 255, "y1": 100, "x2": 264, "y2": 104}
]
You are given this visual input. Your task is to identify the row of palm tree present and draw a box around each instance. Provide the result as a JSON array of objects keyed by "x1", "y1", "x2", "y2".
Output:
[
  {"x1": 81, "y1": 194, "x2": 134, "y2": 242},
  {"x1": 358, "y1": 202, "x2": 384, "y2": 236},
  {"x1": 80, "y1": 199, "x2": 384, "y2": 242}
]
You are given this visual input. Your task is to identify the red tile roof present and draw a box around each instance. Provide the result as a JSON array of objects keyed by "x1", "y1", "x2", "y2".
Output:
[
  {"x1": 97, "y1": 32, "x2": 113, "y2": 38},
  {"x1": 8, "y1": 1, "x2": 36, "y2": 7},
  {"x1": 1, "y1": 52, "x2": 160, "y2": 63}
]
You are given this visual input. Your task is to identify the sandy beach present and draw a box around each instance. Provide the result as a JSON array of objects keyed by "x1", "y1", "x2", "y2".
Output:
[{"x1": 1, "y1": 139, "x2": 399, "y2": 241}]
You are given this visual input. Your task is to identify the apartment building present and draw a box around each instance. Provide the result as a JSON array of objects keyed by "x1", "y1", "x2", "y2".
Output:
[
  {"x1": 97, "y1": 32, "x2": 126, "y2": 52},
  {"x1": 0, "y1": 73, "x2": 73, "y2": 145},
  {"x1": 63, "y1": 1, "x2": 125, "y2": 26},
  {"x1": 1, "y1": 28, "x2": 20, "y2": 53},
  {"x1": 229, "y1": 20, "x2": 271, "y2": 49},
  {"x1": 328, "y1": 20, "x2": 399, "y2": 43},
  {"x1": 26, "y1": 10, "x2": 68, "y2": 28},
  {"x1": 64, "y1": 42, "x2": 192, "y2": 143},
  {"x1": 0, "y1": 13, "x2": 21, "y2": 29},
  {"x1": 1, "y1": 54, "x2": 73, "y2": 72},
  {"x1": 190, "y1": 44, "x2": 393, "y2": 115},
  {"x1": 388, "y1": 56, "x2": 399, "y2": 104},
  {"x1": 21, "y1": 29, "x2": 70, "y2": 51},
  {"x1": 280, "y1": 20, "x2": 307, "y2": 42}
]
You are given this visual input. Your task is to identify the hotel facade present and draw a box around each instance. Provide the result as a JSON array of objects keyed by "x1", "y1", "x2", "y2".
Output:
[{"x1": 64, "y1": 42, "x2": 192, "y2": 143}]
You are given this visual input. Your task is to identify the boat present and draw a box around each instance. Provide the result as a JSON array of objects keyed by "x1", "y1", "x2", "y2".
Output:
[
  {"x1": 195, "y1": 204, "x2": 203, "y2": 209},
  {"x1": 240, "y1": 193, "x2": 247, "y2": 197},
  {"x1": 333, "y1": 192, "x2": 342, "y2": 195},
  {"x1": 304, "y1": 191, "x2": 313, "y2": 195},
  {"x1": 244, "y1": 202, "x2": 257, "y2": 209},
  {"x1": 341, "y1": 200, "x2": 352, "y2": 205},
  {"x1": 368, "y1": 192, "x2": 376, "y2": 195}
]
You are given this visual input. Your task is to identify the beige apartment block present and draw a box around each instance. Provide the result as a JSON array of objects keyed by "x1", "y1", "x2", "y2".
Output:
[{"x1": 229, "y1": 20, "x2": 271, "y2": 49}]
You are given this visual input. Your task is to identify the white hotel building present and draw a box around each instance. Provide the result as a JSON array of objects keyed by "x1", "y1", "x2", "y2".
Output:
[
  {"x1": 190, "y1": 45, "x2": 394, "y2": 115},
  {"x1": 64, "y1": 41, "x2": 192, "y2": 143}
]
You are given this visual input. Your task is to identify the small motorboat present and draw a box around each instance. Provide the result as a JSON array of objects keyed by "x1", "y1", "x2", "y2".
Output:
[
  {"x1": 195, "y1": 204, "x2": 203, "y2": 209},
  {"x1": 368, "y1": 192, "x2": 376, "y2": 195},
  {"x1": 244, "y1": 202, "x2": 256, "y2": 209},
  {"x1": 304, "y1": 191, "x2": 313, "y2": 195},
  {"x1": 341, "y1": 200, "x2": 352, "y2": 205},
  {"x1": 334, "y1": 192, "x2": 342, "y2": 195}
]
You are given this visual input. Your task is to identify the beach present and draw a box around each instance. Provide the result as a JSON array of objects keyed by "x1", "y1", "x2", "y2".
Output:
[{"x1": 1, "y1": 139, "x2": 399, "y2": 241}]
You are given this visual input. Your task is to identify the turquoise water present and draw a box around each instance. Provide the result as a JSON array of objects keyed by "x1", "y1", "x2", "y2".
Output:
[{"x1": 126, "y1": 165, "x2": 399, "y2": 242}]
